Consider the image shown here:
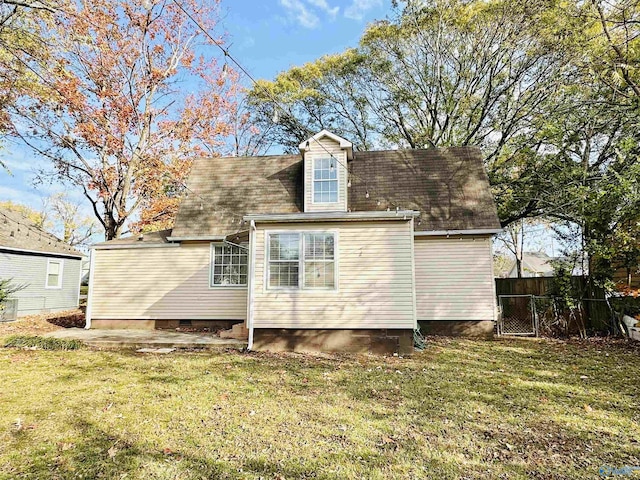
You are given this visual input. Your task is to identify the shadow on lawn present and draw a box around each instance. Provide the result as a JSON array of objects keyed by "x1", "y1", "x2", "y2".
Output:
[{"x1": 11, "y1": 418, "x2": 418, "y2": 480}]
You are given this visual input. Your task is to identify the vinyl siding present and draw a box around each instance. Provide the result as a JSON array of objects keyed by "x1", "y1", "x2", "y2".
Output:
[
  {"x1": 90, "y1": 242, "x2": 246, "y2": 320},
  {"x1": 304, "y1": 137, "x2": 348, "y2": 212},
  {"x1": 0, "y1": 251, "x2": 81, "y2": 316},
  {"x1": 252, "y1": 221, "x2": 415, "y2": 329},
  {"x1": 414, "y1": 236, "x2": 496, "y2": 321}
]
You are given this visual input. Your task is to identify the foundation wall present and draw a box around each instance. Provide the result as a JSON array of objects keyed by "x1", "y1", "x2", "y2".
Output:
[
  {"x1": 418, "y1": 320, "x2": 494, "y2": 339},
  {"x1": 252, "y1": 328, "x2": 414, "y2": 355}
]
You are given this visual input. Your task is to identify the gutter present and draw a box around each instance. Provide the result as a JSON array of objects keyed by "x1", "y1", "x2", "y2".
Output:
[
  {"x1": 244, "y1": 211, "x2": 420, "y2": 223},
  {"x1": 414, "y1": 228, "x2": 503, "y2": 237},
  {"x1": 246, "y1": 220, "x2": 257, "y2": 351},
  {"x1": 166, "y1": 235, "x2": 226, "y2": 242},
  {"x1": 0, "y1": 245, "x2": 83, "y2": 259},
  {"x1": 92, "y1": 243, "x2": 180, "y2": 250}
]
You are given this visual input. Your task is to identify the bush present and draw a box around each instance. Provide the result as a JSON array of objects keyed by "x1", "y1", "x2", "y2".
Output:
[
  {"x1": 3, "y1": 335, "x2": 83, "y2": 350},
  {"x1": 610, "y1": 296, "x2": 640, "y2": 318}
]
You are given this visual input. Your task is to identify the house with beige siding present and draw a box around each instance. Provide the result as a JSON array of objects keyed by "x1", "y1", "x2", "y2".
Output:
[{"x1": 87, "y1": 130, "x2": 502, "y2": 354}]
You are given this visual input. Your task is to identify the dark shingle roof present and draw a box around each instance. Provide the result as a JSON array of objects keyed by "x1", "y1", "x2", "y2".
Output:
[
  {"x1": 350, "y1": 148, "x2": 501, "y2": 231},
  {"x1": 169, "y1": 146, "x2": 500, "y2": 238},
  {"x1": 171, "y1": 155, "x2": 303, "y2": 237},
  {"x1": 0, "y1": 207, "x2": 83, "y2": 257}
]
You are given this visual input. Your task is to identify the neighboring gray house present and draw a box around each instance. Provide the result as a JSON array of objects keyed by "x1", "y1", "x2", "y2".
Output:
[
  {"x1": 0, "y1": 206, "x2": 83, "y2": 317},
  {"x1": 507, "y1": 252, "x2": 555, "y2": 278}
]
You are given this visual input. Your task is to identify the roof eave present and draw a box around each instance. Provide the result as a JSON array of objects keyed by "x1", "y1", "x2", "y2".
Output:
[
  {"x1": 298, "y1": 129, "x2": 354, "y2": 159},
  {"x1": 244, "y1": 211, "x2": 420, "y2": 223},
  {"x1": 165, "y1": 235, "x2": 227, "y2": 242},
  {"x1": 414, "y1": 228, "x2": 503, "y2": 237},
  {"x1": 0, "y1": 245, "x2": 83, "y2": 259}
]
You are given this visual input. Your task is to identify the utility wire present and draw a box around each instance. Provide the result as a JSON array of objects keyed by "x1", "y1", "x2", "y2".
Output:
[{"x1": 171, "y1": 0, "x2": 416, "y2": 215}]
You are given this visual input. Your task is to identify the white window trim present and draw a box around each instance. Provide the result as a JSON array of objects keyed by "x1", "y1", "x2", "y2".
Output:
[
  {"x1": 264, "y1": 229, "x2": 339, "y2": 292},
  {"x1": 209, "y1": 242, "x2": 248, "y2": 289},
  {"x1": 311, "y1": 156, "x2": 340, "y2": 205},
  {"x1": 45, "y1": 258, "x2": 64, "y2": 290}
]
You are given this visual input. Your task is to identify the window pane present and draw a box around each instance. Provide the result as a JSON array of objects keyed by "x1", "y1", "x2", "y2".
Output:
[
  {"x1": 47, "y1": 273, "x2": 59, "y2": 287},
  {"x1": 48, "y1": 262, "x2": 60, "y2": 275},
  {"x1": 269, "y1": 234, "x2": 299, "y2": 260},
  {"x1": 269, "y1": 263, "x2": 299, "y2": 288},
  {"x1": 304, "y1": 261, "x2": 335, "y2": 288},
  {"x1": 211, "y1": 244, "x2": 248, "y2": 286},
  {"x1": 304, "y1": 233, "x2": 334, "y2": 260}
]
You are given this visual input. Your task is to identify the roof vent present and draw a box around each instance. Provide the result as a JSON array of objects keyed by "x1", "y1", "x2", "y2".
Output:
[
  {"x1": 138, "y1": 234, "x2": 144, "y2": 241},
  {"x1": 9, "y1": 230, "x2": 14, "y2": 237}
]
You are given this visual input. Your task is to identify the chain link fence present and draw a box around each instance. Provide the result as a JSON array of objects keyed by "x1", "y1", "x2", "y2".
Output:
[{"x1": 498, "y1": 295, "x2": 616, "y2": 337}]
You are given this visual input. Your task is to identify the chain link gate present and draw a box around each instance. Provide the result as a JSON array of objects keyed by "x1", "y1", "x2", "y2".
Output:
[{"x1": 498, "y1": 295, "x2": 538, "y2": 336}]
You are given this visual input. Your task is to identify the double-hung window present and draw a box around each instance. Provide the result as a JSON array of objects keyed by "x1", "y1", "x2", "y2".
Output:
[
  {"x1": 267, "y1": 232, "x2": 336, "y2": 290},
  {"x1": 313, "y1": 157, "x2": 338, "y2": 203},
  {"x1": 267, "y1": 233, "x2": 300, "y2": 288},
  {"x1": 45, "y1": 259, "x2": 63, "y2": 289},
  {"x1": 210, "y1": 244, "x2": 248, "y2": 287}
]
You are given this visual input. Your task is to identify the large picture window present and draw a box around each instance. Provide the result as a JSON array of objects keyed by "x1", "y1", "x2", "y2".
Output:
[
  {"x1": 313, "y1": 157, "x2": 338, "y2": 203},
  {"x1": 267, "y1": 232, "x2": 336, "y2": 290},
  {"x1": 210, "y1": 244, "x2": 248, "y2": 287}
]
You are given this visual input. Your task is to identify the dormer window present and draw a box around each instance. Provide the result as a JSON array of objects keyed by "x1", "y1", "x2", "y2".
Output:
[
  {"x1": 299, "y1": 130, "x2": 353, "y2": 212},
  {"x1": 313, "y1": 157, "x2": 338, "y2": 203}
]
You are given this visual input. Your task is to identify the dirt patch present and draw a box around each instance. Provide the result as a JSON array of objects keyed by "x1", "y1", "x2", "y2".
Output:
[{"x1": 0, "y1": 309, "x2": 85, "y2": 336}]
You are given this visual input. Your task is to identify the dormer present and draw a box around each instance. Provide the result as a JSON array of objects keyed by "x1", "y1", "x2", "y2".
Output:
[{"x1": 299, "y1": 130, "x2": 353, "y2": 213}]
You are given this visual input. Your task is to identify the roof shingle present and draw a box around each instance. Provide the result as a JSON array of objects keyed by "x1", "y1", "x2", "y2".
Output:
[
  {"x1": 0, "y1": 207, "x2": 83, "y2": 257},
  {"x1": 170, "y1": 146, "x2": 500, "y2": 238}
]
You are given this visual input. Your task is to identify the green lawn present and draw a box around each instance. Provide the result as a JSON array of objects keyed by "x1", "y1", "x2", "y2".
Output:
[{"x1": 0, "y1": 337, "x2": 639, "y2": 479}]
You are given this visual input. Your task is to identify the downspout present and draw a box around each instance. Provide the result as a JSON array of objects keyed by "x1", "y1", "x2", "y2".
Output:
[
  {"x1": 84, "y1": 247, "x2": 97, "y2": 329},
  {"x1": 410, "y1": 218, "x2": 417, "y2": 330},
  {"x1": 246, "y1": 220, "x2": 257, "y2": 350}
]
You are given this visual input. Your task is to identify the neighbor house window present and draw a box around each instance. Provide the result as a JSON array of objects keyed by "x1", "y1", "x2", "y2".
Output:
[
  {"x1": 210, "y1": 244, "x2": 248, "y2": 287},
  {"x1": 267, "y1": 232, "x2": 336, "y2": 290},
  {"x1": 313, "y1": 157, "x2": 338, "y2": 203},
  {"x1": 45, "y1": 259, "x2": 63, "y2": 289}
]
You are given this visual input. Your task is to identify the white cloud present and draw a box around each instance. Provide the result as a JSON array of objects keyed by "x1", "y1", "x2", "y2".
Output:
[
  {"x1": 279, "y1": 0, "x2": 320, "y2": 28},
  {"x1": 307, "y1": 0, "x2": 339, "y2": 18},
  {"x1": 0, "y1": 185, "x2": 43, "y2": 209},
  {"x1": 344, "y1": 0, "x2": 382, "y2": 20},
  {"x1": 279, "y1": 0, "x2": 340, "y2": 28}
]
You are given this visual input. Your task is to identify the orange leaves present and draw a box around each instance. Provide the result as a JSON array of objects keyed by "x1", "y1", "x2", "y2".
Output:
[{"x1": 14, "y1": 0, "x2": 239, "y2": 240}]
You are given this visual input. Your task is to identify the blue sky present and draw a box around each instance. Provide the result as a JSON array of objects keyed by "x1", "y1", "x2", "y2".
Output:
[
  {"x1": 220, "y1": 0, "x2": 391, "y2": 80},
  {"x1": 0, "y1": 0, "x2": 391, "y2": 218}
]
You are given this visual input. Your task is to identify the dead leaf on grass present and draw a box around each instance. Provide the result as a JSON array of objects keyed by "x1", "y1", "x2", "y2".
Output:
[
  {"x1": 108, "y1": 446, "x2": 118, "y2": 458},
  {"x1": 103, "y1": 402, "x2": 113, "y2": 412},
  {"x1": 162, "y1": 448, "x2": 173, "y2": 455},
  {"x1": 584, "y1": 404, "x2": 593, "y2": 412}
]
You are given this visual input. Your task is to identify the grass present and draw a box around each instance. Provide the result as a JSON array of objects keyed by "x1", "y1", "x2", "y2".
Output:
[
  {"x1": 0, "y1": 336, "x2": 638, "y2": 479},
  {"x1": 3, "y1": 335, "x2": 83, "y2": 350}
]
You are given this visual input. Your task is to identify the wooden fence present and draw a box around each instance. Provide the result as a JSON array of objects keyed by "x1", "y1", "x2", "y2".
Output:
[{"x1": 495, "y1": 276, "x2": 611, "y2": 332}]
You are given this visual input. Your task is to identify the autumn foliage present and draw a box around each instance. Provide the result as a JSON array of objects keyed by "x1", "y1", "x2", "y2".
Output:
[{"x1": 10, "y1": 0, "x2": 241, "y2": 239}]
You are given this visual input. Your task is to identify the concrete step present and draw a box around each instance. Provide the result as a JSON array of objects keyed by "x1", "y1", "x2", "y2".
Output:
[
  {"x1": 44, "y1": 328, "x2": 247, "y2": 350},
  {"x1": 219, "y1": 323, "x2": 249, "y2": 340}
]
